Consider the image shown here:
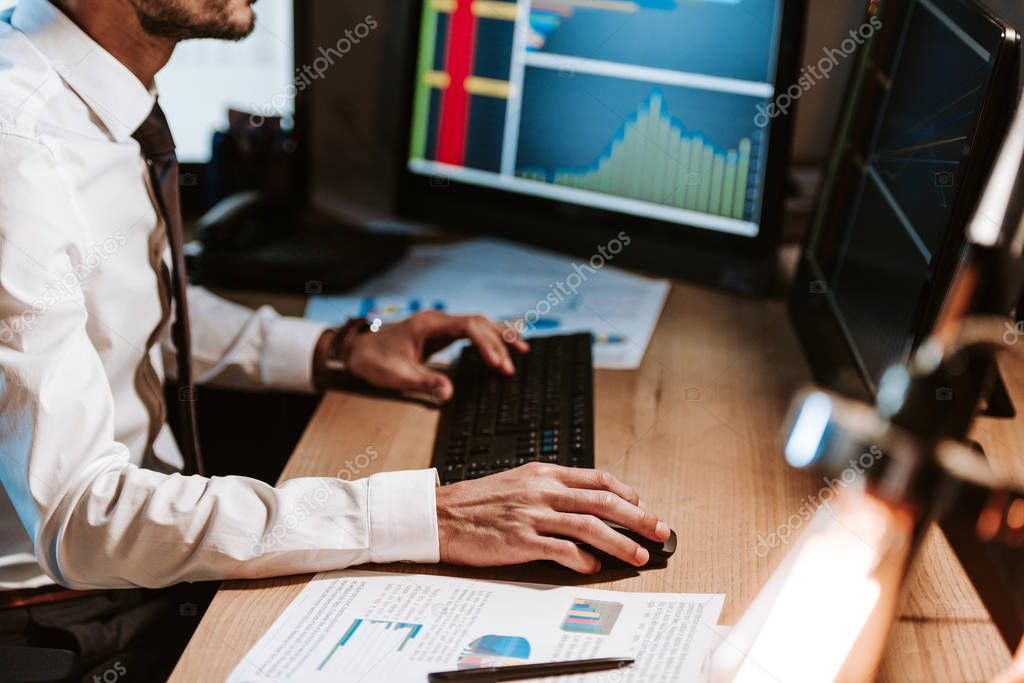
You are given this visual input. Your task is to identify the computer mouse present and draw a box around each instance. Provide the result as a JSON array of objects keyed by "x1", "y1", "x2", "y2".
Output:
[{"x1": 574, "y1": 521, "x2": 677, "y2": 568}]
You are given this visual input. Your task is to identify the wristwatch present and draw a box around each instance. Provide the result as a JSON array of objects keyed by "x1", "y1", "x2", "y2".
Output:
[{"x1": 323, "y1": 317, "x2": 372, "y2": 373}]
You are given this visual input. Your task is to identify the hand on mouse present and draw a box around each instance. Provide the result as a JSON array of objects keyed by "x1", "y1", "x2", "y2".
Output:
[{"x1": 435, "y1": 462, "x2": 671, "y2": 573}]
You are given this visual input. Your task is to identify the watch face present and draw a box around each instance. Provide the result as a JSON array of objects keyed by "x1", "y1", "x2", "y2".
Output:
[
  {"x1": 325, "y1": 359, "x2": 350, "y2": 372},
  {"x1": 332, "y1": 318, "x2": 373, "y2": 364}
]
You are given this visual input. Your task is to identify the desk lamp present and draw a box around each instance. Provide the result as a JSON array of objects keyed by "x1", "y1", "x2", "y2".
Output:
[{"x1": 710, "y1": 95, "x2": 1024, "y2": 682}]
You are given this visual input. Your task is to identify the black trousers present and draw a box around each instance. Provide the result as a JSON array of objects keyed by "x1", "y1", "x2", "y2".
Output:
[{"x1": 0, "y1": 582, "x2": 218, "y2": 682}]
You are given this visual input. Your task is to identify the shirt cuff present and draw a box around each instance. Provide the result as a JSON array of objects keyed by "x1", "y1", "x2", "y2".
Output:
[
  {"x1": 260, "y1": 314, "x2": 329, "y2": 393},
  {"x1": 367, "y1": 468, "x2": 440, "y2": 564}
]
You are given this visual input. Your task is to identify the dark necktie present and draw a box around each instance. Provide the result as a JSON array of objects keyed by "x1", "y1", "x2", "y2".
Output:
[{"x1": 132, "y1": 103, "x2": 205, "y2": 477}]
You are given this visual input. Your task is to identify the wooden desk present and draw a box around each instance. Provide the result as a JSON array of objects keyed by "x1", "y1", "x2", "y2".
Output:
[{"x1": 171, "y1": 283, "x2": 1012, "y2": 682}]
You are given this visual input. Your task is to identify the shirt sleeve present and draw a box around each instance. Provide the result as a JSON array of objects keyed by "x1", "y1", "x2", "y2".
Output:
[
  {"x1": 168, "y1": 285, "x2": 328, "y2": 394},
  {"x1": 0, "y1": 133, "x2": 439, "y2": 589}
]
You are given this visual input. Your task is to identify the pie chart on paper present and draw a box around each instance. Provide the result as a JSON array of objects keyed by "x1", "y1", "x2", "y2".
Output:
[{"x1": 458, "y1": 635, "x2": 531, "y2": 669}]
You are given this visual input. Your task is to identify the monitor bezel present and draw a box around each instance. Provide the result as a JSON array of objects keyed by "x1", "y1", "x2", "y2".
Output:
[
  {"x1": 394, "y1": 0, "x2": 808, "y2": 289},
  {"x1": 788, "y1": 0, "x2": 1021, "y2": 401}
]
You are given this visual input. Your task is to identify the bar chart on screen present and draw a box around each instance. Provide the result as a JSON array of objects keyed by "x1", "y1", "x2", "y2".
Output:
[
  {"x1": 518, "y1": 90, "x2": 758, "y2": 220},
  {"x1": 514, "y1": 65, "x2": 769, "y2": 225}
]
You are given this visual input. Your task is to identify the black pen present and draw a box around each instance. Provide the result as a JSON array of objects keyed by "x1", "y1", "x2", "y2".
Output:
[{"x1": 427, "y1": 657, "x2": 634, "y2": 682}]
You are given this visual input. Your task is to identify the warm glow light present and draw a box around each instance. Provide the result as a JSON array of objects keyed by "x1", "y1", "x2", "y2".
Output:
[
  {"x1": 967, "y1": 94, "x2": 1024, "y2": 247},
  {"x1": 730, "y1": 501, "x2": 897, "y2": 682},
  {"x1": 1008, "y1": 499, "x2": 1024, "y2": 530}
]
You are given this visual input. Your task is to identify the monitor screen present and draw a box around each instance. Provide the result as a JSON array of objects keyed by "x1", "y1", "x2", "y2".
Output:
[
  {"x1": 407, "y1": 0, "x2": 786, "y2": 239},
  {"x1": 797, "y1": 0, "x2": 1015, "y2": 392},
  {"x1": 156, "y1": 2, "x2": 294, "y2": 163}
]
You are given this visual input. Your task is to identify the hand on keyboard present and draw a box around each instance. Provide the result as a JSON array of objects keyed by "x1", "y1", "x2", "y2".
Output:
[
  {"x1": 435, "y1": 462, "x2": 671, "y2": 573},
  {"x1": 343, "y1": 311, "x2": 529, "y2": 400}
]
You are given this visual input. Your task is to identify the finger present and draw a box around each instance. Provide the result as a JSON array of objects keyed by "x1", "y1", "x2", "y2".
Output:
[
  {"x1": 551, "y1": 489, "x2": 668, "y2": 542},
  {"x1": 410, "y1": 312, "x2": 462, "y2": 356},
  {"x1": 496, "y1": 321, "x2": 530, "y2": 354},
  {"x1": 472, "y1": 319, "x2": 515, "y2": 373},
  {"x1": 539, "y1": 512, "x2": 649, "y2": 567},
  {"x1": 553, "y1": 467, "x2": 641, "y2": 507},
  {"x1": 531, "y1": 536, "x2": 602, "y2": 574},
  {"x1": 464, "y1": 317, "x2": 514, "y2": 374},
  {"x1": 394, "y1": 361, "x2": 454, "y2": 401},
  {"x1": 429, "y1": 372, "x2": 455, "y2": 401},
  {"x1": 423, "y1": 314, "x2": 516, "y2": 369}
]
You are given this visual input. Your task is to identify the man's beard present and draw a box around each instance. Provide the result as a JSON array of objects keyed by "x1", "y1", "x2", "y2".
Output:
[{"x1": 132, "y1": 0, "x2": 256, "y2": 42}]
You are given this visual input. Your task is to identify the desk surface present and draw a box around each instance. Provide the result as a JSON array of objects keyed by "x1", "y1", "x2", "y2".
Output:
[{"x1": 171, "y1": 282, "x2": 1012, "y2": 682}]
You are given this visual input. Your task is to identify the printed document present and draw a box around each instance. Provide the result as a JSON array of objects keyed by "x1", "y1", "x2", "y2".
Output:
[
  {"x1": 305, "y1": 238, "x2": 669, "y2": 370},
  {"x1": 226, "y1": 570, "x2": 724, "y2": 682}
]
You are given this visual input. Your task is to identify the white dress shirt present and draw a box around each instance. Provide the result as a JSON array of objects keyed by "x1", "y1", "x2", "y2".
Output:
[{"x1": 0, "y1": 0, "x2": 439, "y2": 590}]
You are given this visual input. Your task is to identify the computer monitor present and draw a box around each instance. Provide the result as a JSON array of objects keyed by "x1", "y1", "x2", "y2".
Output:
[
  {"x1": 789, "y1": 0, "x2": 1020, "y2": 399},
  {"x1": 156, "y1": 2, "x2": 295, "y2": 164},
  {"x1": 398, "y1": 0, "x2": 807, "y2": 291}
]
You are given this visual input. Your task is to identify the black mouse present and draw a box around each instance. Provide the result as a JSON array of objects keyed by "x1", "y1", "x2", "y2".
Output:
[{"x1": 575, "y1": 521, "x2": 677, "y2": 568}]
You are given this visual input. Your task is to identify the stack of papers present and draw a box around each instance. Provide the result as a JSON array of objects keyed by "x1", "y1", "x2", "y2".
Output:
[
  {"x1": 227, "y1": 570, "x2": 725, "y2": 682},
  {"x1": 305, "y1": 238, "x2": 669, "y2": 369}
]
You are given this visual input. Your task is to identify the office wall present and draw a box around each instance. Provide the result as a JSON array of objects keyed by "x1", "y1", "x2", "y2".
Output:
[
  {"x1": 790, "y1": 0, "x2": 870, "y2": 162},
  {"x1": 305, "y1": 0, "x2": 1024, "y2": 219},
  {"x1": 793, "y1": 0, "x2": 1024, "y2": 160}
]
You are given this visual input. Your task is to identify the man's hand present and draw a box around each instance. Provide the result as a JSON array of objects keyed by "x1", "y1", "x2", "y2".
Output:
[
  {"x1": 436, "y1": 462, "x2": 671, "y2": 573},
  {"x1": 317, "y1": 311, "x2": 528, "y2": 400}
]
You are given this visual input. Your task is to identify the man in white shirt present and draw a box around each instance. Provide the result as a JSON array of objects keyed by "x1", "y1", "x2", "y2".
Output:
[{"x1": 0, "y1": 0, "x2": 667, "y2": 620}]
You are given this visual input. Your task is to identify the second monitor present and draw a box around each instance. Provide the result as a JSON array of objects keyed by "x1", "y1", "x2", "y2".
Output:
[{"x1": 790, "y1": 0, "x2": 1021, "y2": 399}]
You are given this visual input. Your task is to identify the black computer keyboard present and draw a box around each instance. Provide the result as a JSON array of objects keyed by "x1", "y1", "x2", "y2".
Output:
[{"x1": 432, "y1": 333, "x2": 595, "y2": 484}]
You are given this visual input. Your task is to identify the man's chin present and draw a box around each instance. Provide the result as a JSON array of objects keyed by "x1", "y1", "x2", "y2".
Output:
[
  {"x1": 235, "y1": 0, "x2": 258, "y2": 30},
  {"x1": 214, "y1": 1, "x2": 257, "y2": 40},
  {"x1": 230, "y1": 11, "x2": 257, "y2": 39},
  {"x1": 136, "y1": 0, "x2": 258, "y2": 42},
  {"x1": 184, "y1": 14, "x2": 255, "y2": 41}
]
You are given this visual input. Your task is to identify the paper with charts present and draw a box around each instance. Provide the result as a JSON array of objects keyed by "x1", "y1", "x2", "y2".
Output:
[
  {"x1": 304, "y1": 238, "x2": 670, "y2": 370},
  {"x1": 225, "y1": 570, "x2": 724, "y2": 682}
]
